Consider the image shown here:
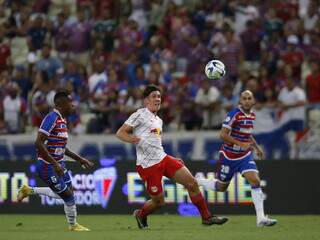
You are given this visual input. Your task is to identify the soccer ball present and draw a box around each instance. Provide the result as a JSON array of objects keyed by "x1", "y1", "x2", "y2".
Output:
[{"x1": 205, "y1": 60, "x2": 226, "y2": 80}]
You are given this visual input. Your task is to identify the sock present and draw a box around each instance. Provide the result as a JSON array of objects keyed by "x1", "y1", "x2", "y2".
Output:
[
  {"x1": 64, "y1": 204, "x2": 77, "y2": 226},
  {"x1": 197, "y1": 178, "x2": 217, "y2": 191},
  {"x1": 139, "y1": 200, "x2": 158, "y2": 219},
  {"x1": 251, "y1": 187, "x2": 265, "y2": 220},
  {"x1": 190, "y1": 192, "x2": 211, "y2": 220},
  {"x1": 33, "y1": 187, "x2": 61, "y2": 199}
]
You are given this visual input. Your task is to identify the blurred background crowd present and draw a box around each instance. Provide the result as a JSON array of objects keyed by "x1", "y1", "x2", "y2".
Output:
[{"x1": 0, "y1": 0, "x2": 319, "y2": 135}]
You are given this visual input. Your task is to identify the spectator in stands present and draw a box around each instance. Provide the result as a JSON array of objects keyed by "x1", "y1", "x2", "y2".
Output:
[
  {"x1": 13, "y1": 65, "x2": 32, "y2": 101},
  {"x1": 280, "y1": 35, "x2": 304, "y2": 81},
  {"x1": 1, "y1": 82, "x2": 27, "y2": 134},
  {"x1": 278, "y1": 77, "x2": 307, "y2": 132},
  {"x1": 68, "y1": 7, "x2": 92, "y2": 67},
  {"x1": 218, "y1": 24, "x2": 244, "y2": 82},
  {"x1": 60, "y1": 60, "x2": 83, "y2": 95},
  {"x1": 52, "y1": 12, "x2": 70, "y2": 60},
  {"x1": 220, "y1": 83, "x2": 239, "y2": 117},
  {"x1": 31, "y1": 71, "x2": 55, "y2": 127},
  {"x1": 27, "y1": 15, "x2": 48, "y2": 51},
  {"x1": 88, "y1": 60, "x2": 108, "y2": 110},
  {"x1": 0, "y1": 27, "x2": 11, "y2": 73},
  {"x1": 195, "y1": 79, "x2": 221, "y2": 129},
  {"x1": 305, "y1": 61, "x2": 320, "y2": 104},
  {"x1": 35, "y1": 43, "x2": 63, "y2": 79}
]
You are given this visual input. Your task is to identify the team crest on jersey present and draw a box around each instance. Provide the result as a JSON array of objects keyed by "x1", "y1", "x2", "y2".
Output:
[
  {"x1": 57, "y1": 132, "x2": 68, "y2": 138},
  {"x1": 150, "y1": 128, "x2": 161, "y2": 135},
  {"x1": 93, "y1": 167, "x2": 117, "y2": 208},
  {"x1": 150, "y1": 186, "x2": 158, "y2": 193}
]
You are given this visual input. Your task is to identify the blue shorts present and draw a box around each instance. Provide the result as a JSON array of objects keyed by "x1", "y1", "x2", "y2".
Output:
[
  {"x1": 36, "y1": 160, "x2": 72, "y2": 194},
  {"x1": 216, "y1": 151, "x2": 259, "y2": 183}
]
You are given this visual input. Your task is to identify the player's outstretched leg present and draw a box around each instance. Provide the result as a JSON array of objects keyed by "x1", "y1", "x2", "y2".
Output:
[
  {"x1": 173, "y1": 166, "x2": 228, "y2": 225},
  {"x1": 134, "y1": 194, "x2": 165, "y2": 229},
  {"x1": 18, "y1": 185, "x2": 61, "y2": 201},
  {"x1": 243, "y1": 171, "x2": 277, "y2": 227}
]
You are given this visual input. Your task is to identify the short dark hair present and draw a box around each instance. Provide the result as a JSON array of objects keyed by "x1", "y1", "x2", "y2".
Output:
[
  {"x1": 54, "y1": 90, "x2": 70, "y2": 105},
  {"x1": 143, "y1": 84, "x2": 162, "y2": 99}
]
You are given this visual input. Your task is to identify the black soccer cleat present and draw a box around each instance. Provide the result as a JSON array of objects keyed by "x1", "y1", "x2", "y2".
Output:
[
  {"x1": 133, "y1": 209, "x2": 149, "y2": 229},
  {"x1": 202, "y1": 215, "x2": 228, "y2": 226}
]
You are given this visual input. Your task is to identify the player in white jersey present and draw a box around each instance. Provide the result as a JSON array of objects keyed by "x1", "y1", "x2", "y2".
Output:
[{"x1": 116, "y1": 85, "x2": 228, "y2": 229}]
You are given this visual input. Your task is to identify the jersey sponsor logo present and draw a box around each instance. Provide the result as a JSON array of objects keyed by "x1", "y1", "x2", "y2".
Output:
[
  {"x1": 93, "y1": 167, "x2": 117, "y2": 208},
  {"x1": 54, "y1": 184, "x2": 62, "y2": 190},
  {"x1": 240, "y1": 128, "x2": 253, "y2": 134},
  {"x1": 54, "y1": 148, "x2": 65, "y2": 155},
  {"x1": 57, "y1": 132, "x2": 68, "y2": 138},
  {"x1": 225, "y1": 116, "x2": 231, "y2": 122}
]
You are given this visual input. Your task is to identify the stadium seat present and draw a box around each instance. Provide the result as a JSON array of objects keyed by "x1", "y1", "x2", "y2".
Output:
[
  {"x1": 13, "y1": 143, "x2": 36, "y2": 161},
  {"x1": 79, "y1": 144, "x2": 100, "y2": 161},
  {"x1": 177, "y1": 140, "x2": 194, "y2": 160},
  {"x1": 162, "y1": 141, "x2": 173, "y2": 156},
  {"x1": 0, "y1": 145, "x2": 11, "y2": 161},
  {"x1": 103, "y1": 144, "x2": 128, "y2": 160},
  {"x1": 204, "y1": 139, "x2": 223, "y2": 160}
]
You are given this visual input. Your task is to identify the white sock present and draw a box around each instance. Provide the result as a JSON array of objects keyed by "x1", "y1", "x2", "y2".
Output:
[
  {"x1": 197, "y1": 178, "x2": 217, "y2": 191},
  {"x1": 33, "y1": 187, "x2": 61, "y2": 199},
  {"x1": 64, "y1": 204, "x2": 77, "y2": 226},
  {"x1": 251, "y1": 187, "x2": 265, "y2": 220}
]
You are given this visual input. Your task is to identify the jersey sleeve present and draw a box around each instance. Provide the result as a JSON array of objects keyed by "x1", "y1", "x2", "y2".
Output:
[
  {"x1": 222, "y1": 111, "x2": 237, "y2": 129},
  {"x1": 39, "y1": 113, "x2": 57, "y2": 136},
  {"x1": 124, "y1": 111, "x2": 141, "y2": 128}
]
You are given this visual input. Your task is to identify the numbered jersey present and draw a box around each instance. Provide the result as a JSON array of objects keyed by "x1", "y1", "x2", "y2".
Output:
[
  {"x1": 37, "y1": 109, "x2": 68, "y2": 163},
  {"x1": 125, "y1": 108, "x2": 166, "y2": 168},
  {"x1": 220, "y1": 107, "x2": 255, "y2": 160}
]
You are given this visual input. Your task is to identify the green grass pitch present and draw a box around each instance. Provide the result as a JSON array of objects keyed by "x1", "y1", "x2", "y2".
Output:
[{"x1": 0, "y1": 215, "x2": 319, "y2": 240}]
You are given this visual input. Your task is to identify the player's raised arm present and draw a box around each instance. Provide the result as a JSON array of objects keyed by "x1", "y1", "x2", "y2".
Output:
[
  {"x1": 65, "y1": 148, "x2": 94, "y2": 168},
  {"x1": 220, "y1": 126, "x2": 251, "y2": 151},
  {"x1": 116, "y1": 123, "x2": 140, "y2": 144},
  {"x1": 35, "y1": 131, "x2": 64, "y2": 177}
]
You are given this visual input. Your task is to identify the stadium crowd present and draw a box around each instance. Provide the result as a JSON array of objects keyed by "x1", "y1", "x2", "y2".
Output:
[{"x1": 0, "y1": 0, "x2": 319, "y2": 135}]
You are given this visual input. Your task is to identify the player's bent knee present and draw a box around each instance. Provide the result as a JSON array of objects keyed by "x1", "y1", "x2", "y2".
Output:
[
  {"x1": 152, "y1": 198, "x2": 165, "y2": 207},
  {"x1": 217, "y1": 182, "x2": 228, "y2": 192},
  {"x1": 185, "y1": 177, "x2": 198, "y2": 192}
]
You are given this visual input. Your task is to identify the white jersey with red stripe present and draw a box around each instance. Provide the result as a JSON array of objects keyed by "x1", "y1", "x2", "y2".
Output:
[{"x1": 124, "y1": 108, "x2": 166, "y2": 168}]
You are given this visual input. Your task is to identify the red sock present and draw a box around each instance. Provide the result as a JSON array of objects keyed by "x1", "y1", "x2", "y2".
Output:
[
  {"x1": 190, "y1": 193, "x2": 211, "y2": 220},
  {"x1": 139, "y1": 201, "x2": 156, "y2": 219}
]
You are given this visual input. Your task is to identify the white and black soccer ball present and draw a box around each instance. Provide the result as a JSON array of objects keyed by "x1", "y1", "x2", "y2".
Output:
[{"x1": 205, "y1": 60, "x2": 226, "y2": 80}]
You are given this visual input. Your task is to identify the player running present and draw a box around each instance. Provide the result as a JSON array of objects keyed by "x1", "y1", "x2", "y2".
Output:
[
  {"x1": 116, "y1": 84, "x2": 228, "y2": 229},
  {"x1": 197, "y1": 90, "x2": 277, "y2": 227},
  {"x1": 17, "y1": 90, "x2": 94, "y2": 231}
]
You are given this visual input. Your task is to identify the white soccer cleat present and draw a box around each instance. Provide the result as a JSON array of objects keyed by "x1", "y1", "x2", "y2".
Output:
[{"x1": 257, "y1": 215, "x2": 278, "y2": 227}]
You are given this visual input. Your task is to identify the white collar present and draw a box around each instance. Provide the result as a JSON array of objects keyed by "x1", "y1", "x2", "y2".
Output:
[
  {"x1": 238, "y1": 106, "x2": 252, "y2": 117},
  {"x1": 53, "y1": 108, "x2": 66, "y2": 121}
]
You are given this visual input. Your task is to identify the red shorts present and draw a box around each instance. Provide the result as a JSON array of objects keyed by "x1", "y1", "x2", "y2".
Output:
[{"x1": 136, "y1": 155, "x2": 184, "y2": 196}]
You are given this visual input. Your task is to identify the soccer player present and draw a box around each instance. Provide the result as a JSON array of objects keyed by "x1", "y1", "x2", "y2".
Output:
[
  {"x1": 197, "y1": 90, "x2": 278, "y2": 227},
  {"x1": 17, "y1": 90, "x2": 94, "y2": 231},
  {"x1": 116, "y1": 84, "x2": 228, "y2": 229}
]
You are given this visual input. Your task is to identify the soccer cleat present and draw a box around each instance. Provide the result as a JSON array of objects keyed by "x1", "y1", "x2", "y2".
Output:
[
  {"x1": 202, "y1": 215, "x2": 228, "y2": 225},
  {"x1": 17, "y1": 185, "x2": 33, "y2": 202},
  {"x1": 69, "y1": 223, "x2": 90, "y2": 231},
  {"x1": 257, "y1": 215, "x2": 278, "y2": 227},
  {"x1": 133, "y1": 209, "x2": 149, "y2": 229}
]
